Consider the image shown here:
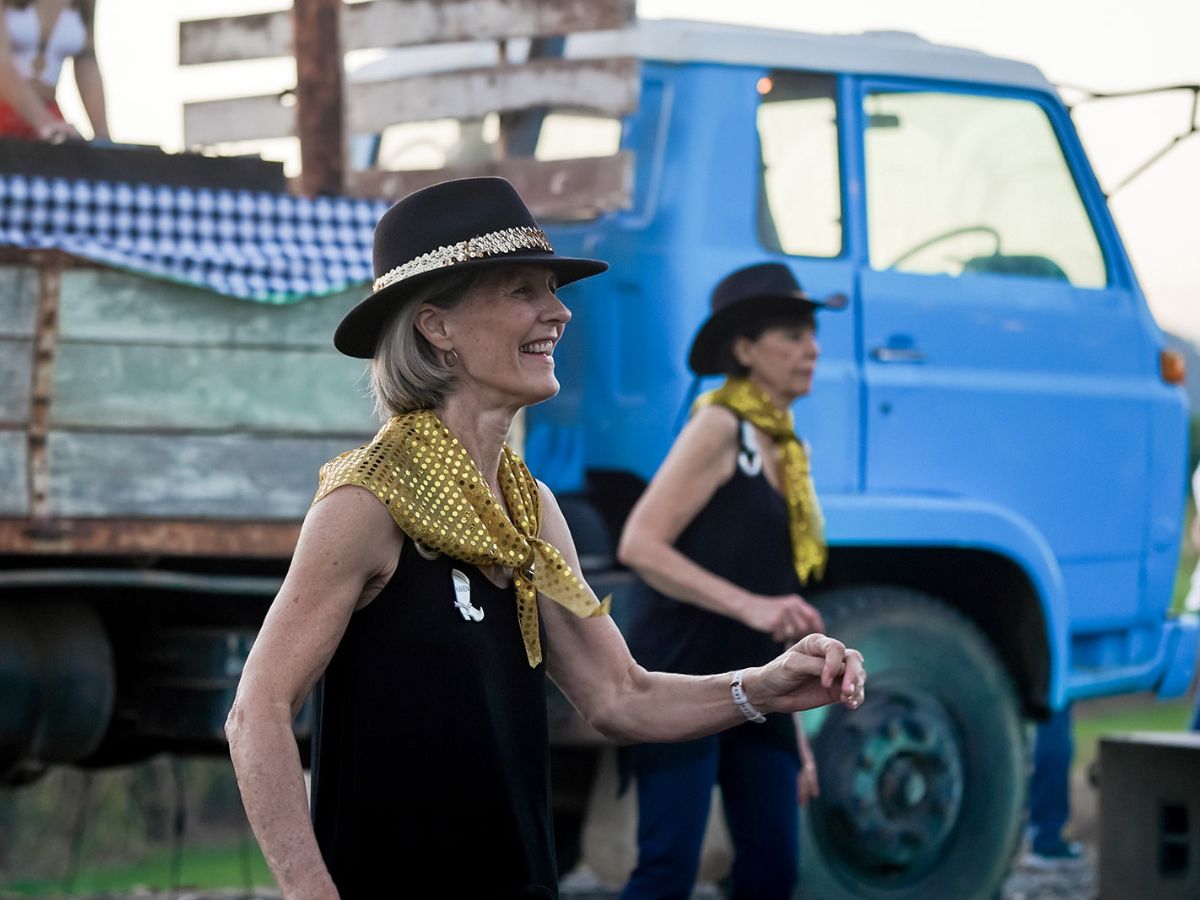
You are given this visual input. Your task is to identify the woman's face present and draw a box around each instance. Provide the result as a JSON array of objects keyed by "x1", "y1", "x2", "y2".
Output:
[
  {"x1": 438, "y1": 265, "x2": 571, "y2": 409},
  {"x1": 734, "y1": 320, "x2": 820, "y2": 404}
]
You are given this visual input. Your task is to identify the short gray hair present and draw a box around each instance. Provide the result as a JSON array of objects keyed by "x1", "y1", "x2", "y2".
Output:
[{"x1": 369, "y1": 271, "x2": 478, "y2": 419}]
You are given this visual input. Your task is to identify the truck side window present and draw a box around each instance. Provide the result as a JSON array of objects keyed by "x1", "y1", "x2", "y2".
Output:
[
  {"x1": 864, "y1": 90, "x2": 1107, "y2": 287},
  {"x1": 756, "y1": 72, "x2": 842, "y2": 258},
  {"x1": 534, "y1": 113, "x2": 622, "y2": 161}
]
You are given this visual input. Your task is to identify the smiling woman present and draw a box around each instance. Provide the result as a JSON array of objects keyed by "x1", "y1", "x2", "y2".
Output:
[{"x1": 225, "y1": 176, "x2": 868, "y2": 900}]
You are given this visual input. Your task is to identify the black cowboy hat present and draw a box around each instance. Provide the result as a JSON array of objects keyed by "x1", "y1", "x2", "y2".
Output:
[
  {"x1": 334, "y1": 177, "x2": 609, "y2": 358},
  {"x1": 687, "y1": 262, "x2": 843, "y2": 375}
]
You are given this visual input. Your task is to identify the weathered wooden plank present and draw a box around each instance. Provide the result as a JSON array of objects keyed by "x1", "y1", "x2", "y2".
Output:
[
  {"x1": 180, "y1": 0, "x2": 632, "y2": 65},
  {"x1": 184, "y1": 58, "x2": 639, "y2": 145},
  {"x1": 51, "y1": 343, "x2": 376, "y2": 435},
  {"x1": 0, "y1": 430, "x2": 28, "y2": 515},
  {"x1": 56, "y1": 269, "x2": 364, "y2": 349},
  {"x1": 293, "y1": 0, "x2": 347, "y2": 196},
  {"x1": 350, "y1": 153, "x2": 634, "y2": 219},
  {"x1": 48, "y1": 432, "x2": 368, "y2": 519},
  {"x1": 0, "y1": 338, "x2": 32, "y2": 425},
  {"x1": 0, "y1": 518, "x2": 302, "y2": 557},
  {"x1": 0, "y1": 266, "x2": 39, "y2": 338}
]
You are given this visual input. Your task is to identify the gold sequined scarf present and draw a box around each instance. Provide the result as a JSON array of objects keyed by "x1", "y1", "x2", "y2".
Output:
[
  {"x1": 313, "y1": 409, "x2": 609, "y2": 667},
  {"x1": 693, "y1": 377, "x2": 827, "y2": 583}
]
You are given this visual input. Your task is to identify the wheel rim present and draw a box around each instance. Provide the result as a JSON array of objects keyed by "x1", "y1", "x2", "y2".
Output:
[{"x1": 811, "y1": 683, "x2": 965, "y2": 886}]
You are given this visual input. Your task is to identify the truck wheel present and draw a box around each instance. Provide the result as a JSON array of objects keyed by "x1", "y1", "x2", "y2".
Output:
[{"x1": 798, "y1": 586, "x2": 1025, "y2": 900}]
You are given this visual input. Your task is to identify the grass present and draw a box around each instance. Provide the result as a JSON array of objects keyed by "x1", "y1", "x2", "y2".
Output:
[
  {"x1": 1073, "y1": 694, "x2": 1194, "y2": 774},
  {"x1": 0, "y1": 841, "x2": 275, "y2": 897}
]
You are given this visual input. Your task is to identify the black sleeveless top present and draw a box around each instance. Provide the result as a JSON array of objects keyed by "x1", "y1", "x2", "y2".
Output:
[
  {"x1": 310, "y1": 538, "x2": 557, "y2": 899},
  {"x1": 625, "y1": 418, "x2": 800, "y2": 749}
]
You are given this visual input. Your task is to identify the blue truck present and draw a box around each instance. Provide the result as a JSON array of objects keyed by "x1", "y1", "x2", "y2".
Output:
[
  {"x1": 0, "y1": 17, "x2": 1194, "y2": 900},
  {"x1": 529, "y1": 20, "x2": 1197, "y2": 898}
]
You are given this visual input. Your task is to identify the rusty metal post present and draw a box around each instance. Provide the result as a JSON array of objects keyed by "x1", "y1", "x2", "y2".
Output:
[
  {"x1": 28, "y1": 257, "x2": 61, "y2": 524},
  {"x1": 292, "y1": 0, "x2": 346, "y2": 196}
]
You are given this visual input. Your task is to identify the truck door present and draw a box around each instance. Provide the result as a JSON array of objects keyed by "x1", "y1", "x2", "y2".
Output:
[{"x1": 855, "y1": 80, "x2": 1151, "y2": 632}]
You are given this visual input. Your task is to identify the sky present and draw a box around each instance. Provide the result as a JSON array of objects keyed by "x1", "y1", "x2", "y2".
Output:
[{"x1": 59, "y1": 0, "x2": 1200, "y2": 343}]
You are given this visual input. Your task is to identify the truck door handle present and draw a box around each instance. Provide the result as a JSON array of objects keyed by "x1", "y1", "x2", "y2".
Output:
[{"x1": 870, "y1": 347, "x2": 927, "y2": 363}]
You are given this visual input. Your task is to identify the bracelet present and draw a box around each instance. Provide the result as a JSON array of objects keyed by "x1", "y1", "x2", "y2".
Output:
[{"x1": 730, "y1": 669, "x2": 767, "y2": 724}]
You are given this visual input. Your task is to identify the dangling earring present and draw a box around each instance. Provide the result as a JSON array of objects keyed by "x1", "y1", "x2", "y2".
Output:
[{"x1": 444, "y1": 349, "x2": 459, "y2": 368}]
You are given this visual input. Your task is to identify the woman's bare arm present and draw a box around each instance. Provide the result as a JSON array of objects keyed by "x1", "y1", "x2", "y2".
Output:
[
  {"x1": 226, "y1": 486, "x2": 401, "y2": 900},
  {"x1": 617, "y1": 406, "x2": 745, "y2": 616},
  {"x1": 540, "y1": 482, "x2": 865, "y2": 745},
  {"x1": 0, "y1": 13, "x2": 74, "y2": 137},
  {"x1": 72, "y1": 1, "x2": 108, "y2": 138},
  {"x1": 617, "y1": 405, "x2": 822, "y2": 638}
]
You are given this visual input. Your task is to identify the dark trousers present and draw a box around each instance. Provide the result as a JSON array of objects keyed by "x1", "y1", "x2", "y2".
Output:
[
  {"x1": 621, "y1": 729, "x2": 799, "y2": 900},
  {"x1": 1028, "y1": 704, "x2": 1074, "y2": 853}
]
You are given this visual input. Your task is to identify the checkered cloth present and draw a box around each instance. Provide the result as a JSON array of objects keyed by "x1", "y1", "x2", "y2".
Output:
[{"x1": 0, "y1": 173, "x2": 390, "y2": 303}]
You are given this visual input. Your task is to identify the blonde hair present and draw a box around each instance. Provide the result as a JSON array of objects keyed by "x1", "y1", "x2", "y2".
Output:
[{"x1": 369, "y1": 271, "x2": 478, "y2": 419}]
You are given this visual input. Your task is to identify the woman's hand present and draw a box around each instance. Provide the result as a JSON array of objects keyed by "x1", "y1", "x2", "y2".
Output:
[
  {"x1": 37, "y1": 118, "x2": 80, "y2": 142},
  {"x1": 746, "y1": 633, "x2": 866, "y2": 715},
  {"x1": 740, "y1": 593, "x2": 825, "y2": 642}
]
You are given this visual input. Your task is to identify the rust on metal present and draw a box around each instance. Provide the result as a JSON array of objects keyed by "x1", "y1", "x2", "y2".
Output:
[
  {"x1": 292, "y1": 0, "x2": 346, "y2": 197},
  {"x1": 0, "y1": 518, "x2": 302, "y2": 558},
  {"x1": 27, "y1": 260, "x2": 62, "y2": 521}
]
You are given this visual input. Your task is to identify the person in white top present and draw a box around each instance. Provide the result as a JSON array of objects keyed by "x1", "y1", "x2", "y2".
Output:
[{"x1": 0, "y1": 0, "x2": 107, "y2": 141}]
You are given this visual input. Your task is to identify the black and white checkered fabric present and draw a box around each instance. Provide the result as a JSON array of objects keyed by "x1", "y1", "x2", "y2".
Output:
[{"x1": 0, "y1": 173, "x2": 390, "y2": 303}]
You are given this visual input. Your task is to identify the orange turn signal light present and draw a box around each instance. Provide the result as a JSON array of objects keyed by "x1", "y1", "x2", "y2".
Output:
[{"x1": 1161, "y1": 349, "x2": 1187, "y2": 385}]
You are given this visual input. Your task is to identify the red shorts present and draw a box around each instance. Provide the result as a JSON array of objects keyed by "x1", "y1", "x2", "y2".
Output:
[{"x1": 0, "y1": 98, "x2": 64, "y2": 140}]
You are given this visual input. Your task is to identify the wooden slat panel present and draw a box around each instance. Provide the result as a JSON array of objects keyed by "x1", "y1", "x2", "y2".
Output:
[
  {"x1": 185, "y1": 58, "x2": 638, "y2": 145},
  {"x1": 51, "y1": 343, "x2": 375, "y2": 435},
  {"x1": 48, "y1": 432, "x2": 367, "y2": 519},
  {"x1": 350, "y1": 153, "x2": 633, "y2": 219},
  {"x1": 56, "y1": 269, "x2": 363, "y2": 349},
  {"x1": 0, "y1": 266, "x2": 39, "y2": 338},
  {"x1": 0, "y1": 338, "x2": 32, "y2": 425},
  {"x1": 0, "y1": 431, "x2": 28, "y2": 515},
  {"x1": 180, "y1": 0, "x2": 632, "y2": 65}
]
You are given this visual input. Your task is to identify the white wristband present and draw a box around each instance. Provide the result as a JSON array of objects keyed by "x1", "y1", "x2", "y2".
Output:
[{"x1": 730, "y1": 669, "x2": 767, "y2": 723}]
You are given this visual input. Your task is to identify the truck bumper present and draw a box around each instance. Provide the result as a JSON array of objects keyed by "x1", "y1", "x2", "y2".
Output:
[{"x1": 1156, "y1": 614, "x2": 1199, "y2": 700}]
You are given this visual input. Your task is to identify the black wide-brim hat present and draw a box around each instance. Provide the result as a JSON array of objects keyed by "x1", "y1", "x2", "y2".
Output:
[
  {"x1": 334, "y1": 176, "x2": 609, "y2": 358},
  {"x1": 688, "y1": 262, "x2": 843, "y2": 376}
]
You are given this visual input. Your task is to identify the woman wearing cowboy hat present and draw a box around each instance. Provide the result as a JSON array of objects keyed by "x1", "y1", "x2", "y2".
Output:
[
  {"x1": 225, "y1": 179, "x2": 866, "y2": 899},
  {"x1": 618, "y1": 262, "x2": 838, "y2": 900}
]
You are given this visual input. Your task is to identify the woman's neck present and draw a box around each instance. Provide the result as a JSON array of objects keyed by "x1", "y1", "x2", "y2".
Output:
[
  {"x1": 745, "y1": 373, "x2": 796, "y2": 413},
  {"x1": 435, "y1": 395, "x2": 518, "y2": 493}
]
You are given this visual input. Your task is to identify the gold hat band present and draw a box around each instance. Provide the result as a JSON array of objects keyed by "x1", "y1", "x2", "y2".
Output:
[{"x1": 372, "y1": 226, "x2": 555, "y2": 294}]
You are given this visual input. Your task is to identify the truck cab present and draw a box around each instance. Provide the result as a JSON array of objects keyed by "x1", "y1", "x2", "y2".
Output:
[{"x1": 530, "y1": 19, "x2": 1196, "y2": 897}]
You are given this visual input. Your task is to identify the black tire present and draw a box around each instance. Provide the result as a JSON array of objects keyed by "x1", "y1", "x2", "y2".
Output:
[{"x1": 798, "y1": 586, "x2": 1026, "y2": 899}]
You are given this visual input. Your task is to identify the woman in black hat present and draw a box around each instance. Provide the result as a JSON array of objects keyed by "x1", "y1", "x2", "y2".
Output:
[
  {"x1": 226, "y1": 180, "x2": 865, "y2": 900},
  {"x1": 618, "y1": 262, "x2": 838, "y2": 900}
]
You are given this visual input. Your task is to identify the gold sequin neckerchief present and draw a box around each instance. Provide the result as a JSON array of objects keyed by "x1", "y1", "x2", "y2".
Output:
[
  {"x1": 312, "y1": 409, "x2": 609, "y2": 667},
  {"x1": 693, "y1": 377, "x2": 827, "y2": 583}
]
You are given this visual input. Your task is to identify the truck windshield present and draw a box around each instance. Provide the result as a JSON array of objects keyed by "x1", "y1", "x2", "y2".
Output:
[{"x1": 864, "y1": 90, "x2": 1107, "y2": 288}]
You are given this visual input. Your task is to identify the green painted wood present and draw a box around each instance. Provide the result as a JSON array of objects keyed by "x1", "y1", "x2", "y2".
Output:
[
  {"x1": 56, "y1": 269, "x2": 365, "y2": 348},
  {"x1": 0, "y1": 339, "x2": 32, "y2": 425},
  {"x1": 48, "y1": 431, "x2": 367, "y2": 518},
  {"x1": 0, "y1": 266, "x2": 39, "y2": 338},
  {"x1": 0, "y1": 430, "x2": 27, "y2": 515},
  {"x1": 51, "y1": 342, "x2": 375, "y2": 433}
]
